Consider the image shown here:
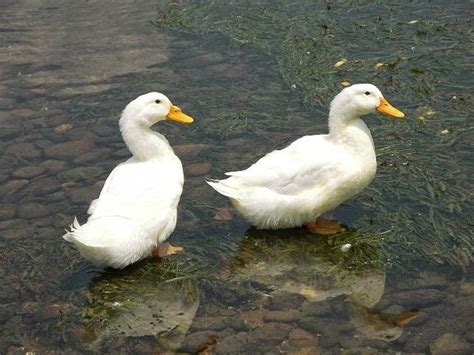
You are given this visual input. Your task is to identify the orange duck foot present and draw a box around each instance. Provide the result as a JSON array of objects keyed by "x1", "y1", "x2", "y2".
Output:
[
  {"x1": 304, "y1": 218, "x2": 346, "y2": 235},
  {"x1": 152, "y1": 242, "x2": 184, "y2": 258}
]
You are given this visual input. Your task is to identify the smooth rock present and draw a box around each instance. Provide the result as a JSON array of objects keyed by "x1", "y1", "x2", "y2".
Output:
[
  {"x1": 247, "y1": 322, "x2": 292, "y2": 346},
  {"x1": 0, "y1": 97, "x2": 16, "y2": 109},
  {"x1": 12, "y1": 166, "x2": 46, "y2": 179},
  {"x1": 44, "y1": 136, "x2": 95, "y2": 160},
  {"x1": 73, "y1": 148, "x2": 112, "y2": 165},
  {"x1": 0, "y1": 155, "x2": 19, "y2": 169},
  {"x1": 67, "y1": 186, "x2": 101, "y2": 204},
  {"x1": 191, "y1": 316, "x2": 245, "y2": 332},
  {"x1": 57, "y1": 166, "x2": 105, "y2": 182},
  {"x1": 301, "y1": 301, "x2": 332, "y2": 317},
  {"x1": 184, "y1": 162, "x2": 212, "y2": 177},
  {"x1": 0, "y1": 124, "x2": 23, "y2": 140},
  {"x1": 271, "y1": 292, "x2": 305, "y2": 310},
  {"x1": 23, "y1": 177, "x2": 62, "y2": 196},
  {"x1": 0, "y1": 206, "x2": 16, "y2": 220},
  {"x1": 2, "y1": 179, "x2": 28, "y2": 194},
  {"x1": 390, "y1": 271, "x2": 449, "y2": 291},
  {"x1": 341, "y1": 347, "x2": 381, "y2": 355},
  {"x1": 5, "y1": 142, "x2": 42, "y2": 159},
  {"x1": 93, "y1": 126, "x2": 116, "y2": 137},
  {"x1": 0, "y1": 219, "x2": 23, "y2": 229},
  {"x1": 17, "y1": 202, "x2": 50, "y2": 219},
  {"x1": 31, "y1": 303, "x2": 75, "y2": 323},
  {"x1": 213, "y1": 332, "x2": 248, "y2": 354},
  {"x1": 0, "y1": 173, "x2": 8, "y2": 184},
  {"x1": 174, "y1": 144, "x2": 211, "y2": 161},
  {"x1": 390, "y1": 288, "x2": 445, "y2": 308},
  {"x1": 10, "y1": 108, "x2": 34, "y2": 118},
  {"x1": 1, "y1": 228, "x2": 32, "y2": 241},
  {"x1": 263, "y1": 310, "x2": 301, "y2": 323},
  {"x1": 41, "y1": 160, "x2": 67, "y2": 174},
  {"x1": 289, "y1": 328, "x2": 317, "y2": 341},
  {"x1": 180, "y1": 331, "x2": 219, "y2": 353},
  {"x1": 430, "y1": 333, "x2": 471, "y2": 355}
]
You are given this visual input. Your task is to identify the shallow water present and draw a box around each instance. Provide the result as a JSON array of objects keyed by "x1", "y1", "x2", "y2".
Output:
[{"x1": 0, "y1": 0, "x2": 473, "y2": 353}]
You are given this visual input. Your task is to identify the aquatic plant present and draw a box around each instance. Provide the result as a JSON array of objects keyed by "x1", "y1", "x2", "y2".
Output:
[{"x1": 154, "y1": 0, "x2": 473, "y2": 271}]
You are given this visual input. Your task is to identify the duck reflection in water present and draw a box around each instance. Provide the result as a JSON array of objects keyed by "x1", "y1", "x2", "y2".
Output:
[
  {"x1": 229, "y1": 227, "x2": 418, "y2": 342},
  {"x1": 80, "y1": 260, "x2": 199, "y2": 352}
]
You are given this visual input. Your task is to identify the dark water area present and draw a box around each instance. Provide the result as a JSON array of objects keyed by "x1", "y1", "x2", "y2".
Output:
[{"x1": 0, "y1": 0, "x2": 472, "y2": 354}]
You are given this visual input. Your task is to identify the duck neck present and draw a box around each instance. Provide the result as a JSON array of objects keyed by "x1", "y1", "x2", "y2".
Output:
[
  {"x1": 119, "y1": 119, "x2": 173, "y2": 161},
  {"x1": 328, "y1": 108, "x2": 374, "y2": 150}
]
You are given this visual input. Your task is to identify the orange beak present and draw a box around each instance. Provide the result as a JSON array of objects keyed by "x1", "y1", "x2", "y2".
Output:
[
  {"x1": 376, "y1": 98, "x2": 405, "y2": 119},
  {"x1": 166, "y1": 105, "x2": 194, "y2": 124}
]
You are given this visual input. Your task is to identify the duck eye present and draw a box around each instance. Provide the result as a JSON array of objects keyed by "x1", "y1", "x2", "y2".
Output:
[
  {"x1": 155, "y1": 99, "x2": 161, "y2": 104},
  {"x1": 365, "y1": 91, "x2": 371, "y2": 95}
]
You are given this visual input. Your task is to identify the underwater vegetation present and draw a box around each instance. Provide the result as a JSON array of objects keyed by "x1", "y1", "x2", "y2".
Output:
[{"x1": 154, "y1": 0, "x2": 473, "y2": 271}]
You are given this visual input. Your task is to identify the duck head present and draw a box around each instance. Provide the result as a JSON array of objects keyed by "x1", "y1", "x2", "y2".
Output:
[
  {"x1": 330, "y1": 83, "x2": 405, "y2": 122},
  {"x1": 121, "y1": 92, "x2": 194, "y2": 127}
]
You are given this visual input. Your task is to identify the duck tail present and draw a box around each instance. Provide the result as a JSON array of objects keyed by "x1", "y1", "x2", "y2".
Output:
[
  {"x1": 63, "y1": 217, "x2": 152, "y2": 269},
  {"x1": 206, "y1": 178, "x2": 241, "y2": 199}
]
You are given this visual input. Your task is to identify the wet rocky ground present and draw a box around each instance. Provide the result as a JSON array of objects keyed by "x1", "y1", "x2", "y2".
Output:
[{"x1": 0, "y1": 0, "x2": 473, "y2": 354}]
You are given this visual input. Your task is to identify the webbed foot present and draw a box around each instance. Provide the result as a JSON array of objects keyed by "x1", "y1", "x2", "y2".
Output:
[
  {"x1": 152, "y1": 242, "x2": 184, "y2": 258},
  {"x1": 304, "y1": 218, "x2": 346, "y2": 235}
]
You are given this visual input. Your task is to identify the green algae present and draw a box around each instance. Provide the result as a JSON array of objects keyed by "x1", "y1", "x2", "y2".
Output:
[{"x1": 154, "y1": 0, "x2": 473, "y2": 271}]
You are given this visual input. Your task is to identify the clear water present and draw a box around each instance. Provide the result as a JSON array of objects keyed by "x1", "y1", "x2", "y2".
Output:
[{"x1": 0, "y1": 0, "x2": 472, "y2": 353}]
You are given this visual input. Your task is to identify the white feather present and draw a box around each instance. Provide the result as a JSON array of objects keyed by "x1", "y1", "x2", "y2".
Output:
[
  {"x1": 208, "y1": 84, "x2": 404, "y2": 229},
  {"x1": 63, "y1": 92, "x2": 191, "y2": 269}
]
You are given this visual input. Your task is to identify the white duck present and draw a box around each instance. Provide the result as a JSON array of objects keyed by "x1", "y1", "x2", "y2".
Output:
[
  {"x1": 208, "y1": 84, "x2": 404, "y2": 234},
  {"x1": 64, "y1": 92, "x2": 193, "y2": 269}
]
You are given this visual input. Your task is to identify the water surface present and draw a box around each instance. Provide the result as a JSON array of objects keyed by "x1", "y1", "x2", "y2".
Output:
[{"x1": 0, "y1": 0, "x2": 472, "y2": 353}]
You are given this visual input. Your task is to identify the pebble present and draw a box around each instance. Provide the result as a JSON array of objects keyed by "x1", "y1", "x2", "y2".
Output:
[
  {"x1": 341, "y1": 347, "x2": 381, "y2": 355},
  {"x1": 251, "y1": 322, "x2": 292, "y2": 345},
  {"x1": 271, "y1": 292, "x2": 305, "y2": 310},
  {"x1": 0, "y1": 97, "x2": 16, "y2": 109},
  {"x1": 10, "y1": 108, "x2": 34, "y2": 118},
  {"x1": 174, "y1": 144, "x2": 211, "y2": 161},
  {"x1": 390, "y1": 288, "x2": 445, "y2": 308},
  {"x1": 263, "y1": 310, "x2": 301, "y2": 323},
  {"x1": 2, "y1": 179, "x2": 28, "y2": 194},
  {"x1": 31, "y1": 303, "x2": 75, "y2": 323},
  {"x1": 184, "y1": 162, "x2": 212, "y2": 177},
  {"x1": 213, "y1": 332, "x2": 249, "y2": 354},
  {"x1": 5, "y1": 142, "x2": 42, "y2": 159},
  {"x1": 40, "y1": 160, "x2": 67, "y2": 174},
  {"x1": 12, "y1": 166, "x2": 46, "y2": 179},
  {"x1": 430, "y1": 333, "x2": 471, "y2": 355},
  {"x1": 44, "y1": 136, "x2": 95, "y2": 160},
  {"x1": 17, "y1": 202, "x2": 50, "y2": 219},
  {"x1": 23, "y1": 177, "x2": 62, "y2": 196},
  {"x1": 289, "y1": 328, "x2": 317, "y2": 341},
  {"x1": 0, "y1": 173, "x2": 8, "y2": 184},
  {"x1": 0, "y1": 206, "x2": 16, "y2": 220},
  {"x1": 1, "y1": 228, "x2": 32, "y2": 241},
  {"x1": 57, "y1": 166, "x2": 105, "y2": 182},
  {"x1": 180, "y1": 331, "x2": 219, "y2": 353},
  {"x1": 340, "y1": 243, "x2": 352, "y2": 252},
  {"x1": 67, "y1": 185, "x2": 101, "y2": 204},
  {"x1": 0, "y1": 124, "x2": 23, "y2": 140},
  {"x1": 0, "y1": 155, "x2": 19, "y2": 169},
  {"x1": 301, "y1": 301, "x2": 332, "y2": 317},
  {"x1": 73, "y1": 148, "x2": 112, "y2": 165}
]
